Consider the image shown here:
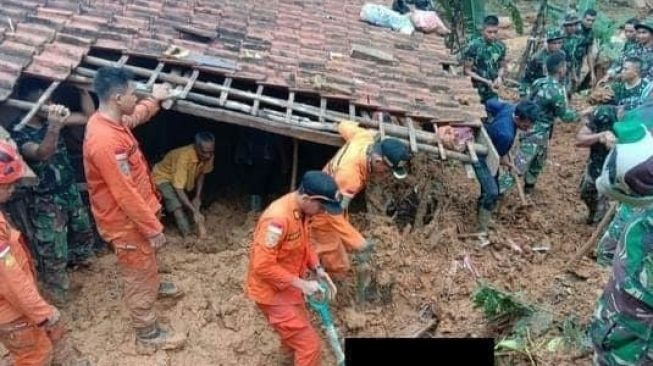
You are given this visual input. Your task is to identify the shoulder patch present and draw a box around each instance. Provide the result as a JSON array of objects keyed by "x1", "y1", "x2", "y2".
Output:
[
  {"x1": 265, "y1": 222, "x2": 284, "y2": 248},
  {"x1": 115, "y1": 152, "x2": 130, "y2": 176}
]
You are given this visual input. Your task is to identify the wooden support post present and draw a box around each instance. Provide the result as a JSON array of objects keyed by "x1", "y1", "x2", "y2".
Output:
[
  {"x1": 251, "y1": 84, "x2": 264, "y2": 116},
  {"x1": 466, "y1": 141, "x2": 478, "y2": 163},
  {"x1": 377, "y1": 111, "x2": 385, "y2": 138},
  {"x1": 405, "y1": 117, "x2": 418, "y2": 153},
  {"x1": 13, "y1": 81, "x2": 61, "y2": 132},
  {"x1": 432, "y1": 123, "x2": 446, "y2": 160},
  {"x1": 290, "y1": 139, "x2": 299, "y2": 191},
  {"x1": 349, "y1": 103, "x2": 356, "y2": 120},
  {"x1": 180, "y1": 69, "x2": 199, "y2": 98},
  {"x1": 219, "y1": 77, "x2": 232, "y2": 106},
  {"x1": 286, "y1": 92, "x2": 295, "y2": 123},
  {"x1": 319, "y1": 98, "x2": 326, "y2": 123},
  {"x1": 145, "y1": 62, "x2": 165, "y2": 88},
  {"x1": 115, "y1": 55, "x2": 129, "y2": 66}
]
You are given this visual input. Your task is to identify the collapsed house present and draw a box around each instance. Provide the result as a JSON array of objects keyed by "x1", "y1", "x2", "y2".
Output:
[{"x1": 0, "y1": 0, "x2": 498, "y2": 240}]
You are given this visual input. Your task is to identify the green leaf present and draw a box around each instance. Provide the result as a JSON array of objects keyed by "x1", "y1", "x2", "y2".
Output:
[{"x1": 496, "y1": 338, "x2": 524, "y2": 352}]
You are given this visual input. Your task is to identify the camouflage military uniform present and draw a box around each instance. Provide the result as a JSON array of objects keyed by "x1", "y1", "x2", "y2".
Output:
[
  {"x1": 12, "y1": 123, "x2": 94, "y2": 300},
  {"x1": 635, "y1": 44, "x2": 653, "y2": 81},
  {"x1": 580, "y1": 106, "x2": 617, "y2": 225},
  {"x1": 611, "y1": 79, "x2": 651, "y2": 112},
  {"x1": 563, "y1": 33, "x2": 583, "y2": 89},
  {"x1": 462, "y1": 37, "x2": 507, "y2": 103},
  {"x1": 515, "y1": 76, "x2": 578, "y2": 187},
  {"x1": 596, "y1": 204, "x2": 645, "y2": 266},
  {"x1": 520, "y1": 49, "x2": 562, "y2": 98},
  {"x1": 589, "y1": 207, "x2": 653, "y2": 365}
]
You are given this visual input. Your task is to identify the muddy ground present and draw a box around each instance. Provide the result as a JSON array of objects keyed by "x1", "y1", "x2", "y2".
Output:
[{"x1": 32, "y1": 119, "x2": 603, "y2": 366}]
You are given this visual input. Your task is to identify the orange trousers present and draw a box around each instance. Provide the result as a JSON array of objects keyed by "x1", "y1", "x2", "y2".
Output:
[
  {"x1": 257, "y1": 303, "x2": 321, "y2": 366},
  {"x1": 112, "y1": 231, "x2": 160, "y2": 330},
  {"x1": 311, "y1": 212, "x2": 365, "y2": 278},
  {"x1": 0, "y1": 318, "x2": 53, "y2": 366}
]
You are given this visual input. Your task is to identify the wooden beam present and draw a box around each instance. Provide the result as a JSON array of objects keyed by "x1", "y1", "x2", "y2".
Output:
[
  {"x1": 180, "y1": 69, "x2": 199, "y2": 98},
  {"x1": 13, "y1": 81, "x2": 61, "y2": 132},
  {"x1": 251, "y1": 85, "x2": 264, "y2": 116},
  {"x1": 349, "y1": 103, "x2": 355, "y2": 120},
  {"x1": 466, "y1": 141, "x2": 478, "y2": 163},
  {"x1": 286, "y1": 92, "x2": 295, "y2": 123},
  {"x1": 81, "y1": 56, "x2": 479, "y2": 153},
  {"x1": 405, "y1": 117, "x2": 418, "y2": 153},
  {"x1": 219, "y1": 77, "x2": 232, "y2": 106},
  {"x1": 145, "y1": 62, "x2": 165, "y2": 88},
  {"x1": 115, "y1": 55, "x2": 129, "y2": 66},
  {"x1": 377, "y1": 111, "x2": 385, "y2": 138},
  {"x1": 432, "y1": 123, "x2": 446, "y2": 160},
  {"x1": 319, "y1": 98, "x2": 326, "y2": 123},
  {"x1": 77, "y1": 57, "x2": 488, "y2": 156}
]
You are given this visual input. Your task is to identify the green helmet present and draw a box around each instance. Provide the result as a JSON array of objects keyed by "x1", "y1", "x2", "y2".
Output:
[
  {"x1": 635, "y1": 18, "x2": 653, "y2": 34},
  {"x1": 562, "y1": 14, "x2": 581, "y2": 26}
]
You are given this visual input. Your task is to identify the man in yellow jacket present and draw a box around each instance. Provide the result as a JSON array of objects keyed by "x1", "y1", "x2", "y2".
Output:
[{"x1": 153, "y1": 132, "x2": 215, "y2": 237}]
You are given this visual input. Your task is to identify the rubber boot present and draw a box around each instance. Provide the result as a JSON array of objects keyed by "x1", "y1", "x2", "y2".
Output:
[
  {"x1": 173, "y1": 209, "x2": 191, "y2": 237},
  {"x1": 249, "y1": 195, "x2": 263, "y2": 212},
  {"x1": 477, "y1": 208, "x2": 492, "y2": 233},
  {"x1": 158, "y1": 281, "x2": 184, "y2": 299},
  {"x1": 136, "y1": 323, "x2": 186, "y2": 351}
]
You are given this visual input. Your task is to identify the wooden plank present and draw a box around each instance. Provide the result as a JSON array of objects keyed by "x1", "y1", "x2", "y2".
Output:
[
  {"x1": 377, "y1": 111, "x2": 385, "y2": 138},
  {"x1": 351, "y1": 44, "x2": 396, "y2": 64},
  {"x1": 349, "y1": 103, "x2": 355, "y2": 120},
  {"x1": 251, "y1": 85, "x2": 264, "y2": 116},
  {"x1": 180, "y1": 69, "x2": 200, "y2": 98},
  {"x1": 290, "y1": 139, "x2": 299, "y2": 190},
  {"x1": 477, "y1": 125, "x2": 500, "y2": 175},
  {"x1": 466, "y1": 141, "x2": 478, "y2": 163},
  {"x1": 145, "y1": 62, "x2": 165, "y2": 88},
  {"x1": 405, "y1": 117, "x2": 418, "y2": 153},
  {"x1": 13, "y1": 81, "x2": 61, "y2": 132},
  {"x1": 319, "y1": 98, "x2": 326, "y2": 123},
  {"x1": 432, "y1": 123, "x2": 446, "y2": 160},
  {"x1": 115, "y1": 55, "x2": 129, "y2": 66},
  {"x1": 286, "y1": 92, "x2": 295, "y2": 123},
  {"x1": 219, "y1": 77, "x2": 232, "y2": 106}
]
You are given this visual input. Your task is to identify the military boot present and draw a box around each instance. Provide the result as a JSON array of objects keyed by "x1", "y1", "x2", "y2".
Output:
[
  {"x1": 136, "y1": 323, "x2": 186, "y2": 351},
  {"x1": 173, "y1": 209, "x2": 191, "y2": 237},
  {"x1": 477, "y1": 208, "x2": 492, "y2": 233}
]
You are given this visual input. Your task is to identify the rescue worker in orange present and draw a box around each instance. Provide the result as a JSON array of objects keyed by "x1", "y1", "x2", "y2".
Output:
[
  {"x1": 0, "y1": 142, "x2": 63, "y2": 366},
  {"x1": 246, "y1": 170, "x2": 339, "y2": 366},
  {"x1": 312, "y1": 120, "x2": 411, "y2": 296},
  {"x1": 83, "y1": 67, "x2": 185, "y2": 350}
]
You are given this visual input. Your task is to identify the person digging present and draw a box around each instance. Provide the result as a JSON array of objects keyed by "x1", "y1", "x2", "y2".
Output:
[{"x1": 152, "y1": 132, "x2": 215, "y2": 238}]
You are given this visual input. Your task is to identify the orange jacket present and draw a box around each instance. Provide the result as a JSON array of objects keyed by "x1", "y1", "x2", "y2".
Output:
[
  {"x1": 0, "y1": 212, "x2": 54, "y2": 325},
  {"x1": 246, "y1": 193, "x2": 319, "y2": 305},
  {"x1": 323, "y1": 121, "x2": 377, "y2": 199},
  {"x1": 83, "y1": 100, "x2": 163, "y2": 242}
]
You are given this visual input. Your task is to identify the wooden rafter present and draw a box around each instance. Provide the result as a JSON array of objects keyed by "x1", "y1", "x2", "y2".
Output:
[{"x1": 13, "y1": 81, "x2": 61, "y2": 132}]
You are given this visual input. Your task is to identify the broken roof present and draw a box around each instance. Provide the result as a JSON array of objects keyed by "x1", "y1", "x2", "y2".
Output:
[{"x1": 0, "y1": 0, "x2": 485, "y2": 121}]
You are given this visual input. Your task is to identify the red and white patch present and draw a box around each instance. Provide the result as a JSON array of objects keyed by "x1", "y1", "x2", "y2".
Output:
[
  {"x1": 115, "y1": 152, "x2": 130, "y2": 176},
  {"x1": 265, "y1": 222, "x2": 284, "y2": 248}
]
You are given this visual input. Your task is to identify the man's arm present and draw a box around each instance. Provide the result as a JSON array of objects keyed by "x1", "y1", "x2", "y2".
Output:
[
  {"x1": 193, "y1": 174, "x2": 205, "y2": 210},
  {"x1": 122, "y1": 84, "x2": 171, "y2": 129},
  {"x1": 552, "y1": 91, "x2": 579, "y2": 123},
  {"x1": 64, "y1": 90, "x2": 96, "y2": 125},
  {"x1": 92, "y1": 147, "x2": 163, "y2": 239},
  {"x1": 464, "y1": 60, "x2": 494, "y2": 87},
  {"x1": 19, "y1": 105, "x2": 67, "y2": 161},
  {"x1": 575, "y1": 125, "x2": 607, "y2": 147},
  {"x1": 0, "y1": 246, "x2": 56, "y2": 325}
]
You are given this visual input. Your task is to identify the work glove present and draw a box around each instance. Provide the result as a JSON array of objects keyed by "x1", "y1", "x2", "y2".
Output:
[{"x1": 353, "y1": 240, "x2": 375, "y2": 265}]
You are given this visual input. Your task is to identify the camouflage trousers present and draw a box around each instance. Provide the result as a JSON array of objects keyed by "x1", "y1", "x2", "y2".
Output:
[
  {"x1": 590, "y1": 291, "x2": 653, "y2": 365},
  {"x1": 596, "y1": 204, "x2": 641, "y2": 267},
  {"x1": 580, "y1": 166, "x2": 610, "y2": 225},
  {"x1": 30, "y1": 185, "x2": 94, "y2": 297},
  {"x1": 514, "y1": 133, "x2": 548, "y2": 187}
]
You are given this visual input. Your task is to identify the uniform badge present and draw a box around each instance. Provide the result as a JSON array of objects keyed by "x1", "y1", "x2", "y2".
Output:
[
  {"x1": 265, "y1": 222, "x2": 283, "y2": 248},
  {"x1": 115, "y1": 153, "x2": 130, "y2": 176}
]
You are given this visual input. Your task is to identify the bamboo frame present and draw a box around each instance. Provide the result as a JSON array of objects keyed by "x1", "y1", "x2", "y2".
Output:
[{"x1": 13, "y1": 81, "x2": 61, "y2": 132}]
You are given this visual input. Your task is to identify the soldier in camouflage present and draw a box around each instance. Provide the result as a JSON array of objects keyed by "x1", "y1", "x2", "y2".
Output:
[
  {"x1": 608, "y1": 56, "x2": 651, "y2": 114},
  {"x1": 462, "y1": 15, "x2": 507, "y2": 103},
  {"x1": 576, "y1": 9, "x2": 597, "y2": 86},
  {"x1": 11, "y1": 81, "x2": 95, "y2": 304},
  {"x1": 562, "y1": 14, "x2": 583, "y2": 96},
  {"x1": 519, "y1": 29, "x2": 566, "y2": 98},
  {"x1": 634, "y1": 19, "x2": 653, "y2": 81},
  {"x1": 589, "y1": 121, "x2": 653, "y2": 366},
  {"x1": 514, "y1": 52, "x2": 583, "y2": 193},
  {"x1": 575, "y1": 105, "x2": 617, "y2": 225},
  {"x1": 603, "y1": 18, "x2": 641, "y2": 83}
]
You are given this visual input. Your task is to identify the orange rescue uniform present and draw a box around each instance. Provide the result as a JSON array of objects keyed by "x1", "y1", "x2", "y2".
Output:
[
  {"x1": 311, "y1": 121, "x2": 371, "y2": 276},
  {"x1": 246, "y1": 193, "x2": 321, "y2": 366},
  {"x1": 83, "y1": 99, "x2": 163, "y2": 330},
  {"x1": 0, "y1": 211, "x2": 57, "y2": 366}
]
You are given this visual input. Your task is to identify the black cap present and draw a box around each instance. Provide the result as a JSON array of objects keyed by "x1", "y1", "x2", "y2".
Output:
[
  {"x1": 378, "y1": 138, "x2": 411, "y2": 179},
  {"x1": 298, "y1": 171, "x2": 343, "y2": 215}
]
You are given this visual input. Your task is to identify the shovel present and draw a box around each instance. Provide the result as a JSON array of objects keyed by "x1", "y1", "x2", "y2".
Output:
[{"x1": 307, "y1": 281, "x2": 345, "y2": 366}]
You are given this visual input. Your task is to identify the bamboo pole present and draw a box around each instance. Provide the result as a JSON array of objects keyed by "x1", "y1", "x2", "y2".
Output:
[
  {"x1": 13, "y1": 81, "x2": 61, "y2": 132},
  {"x1": 569, "y1": 203, "x2": 617, "y2": 263}
]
